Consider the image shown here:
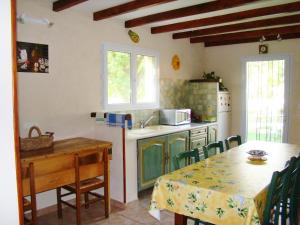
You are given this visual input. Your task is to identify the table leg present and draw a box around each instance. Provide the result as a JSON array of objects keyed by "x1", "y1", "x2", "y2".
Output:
[
  {"x1": 175, "y1": 213, "x2": 187, "y2": 225},
  {"x1": 108, "y1": 158, "x2": 111, "y2": 213}
]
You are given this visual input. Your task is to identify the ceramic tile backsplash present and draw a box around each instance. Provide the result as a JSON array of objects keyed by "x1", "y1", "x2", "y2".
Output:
[
  {"x1": 115, "y1": 109, "x2": 159, "y2": 129},
  {"x1": 160, "y1": 78, "x2": 189, "y2": 109},
  {"x1": 188, "y1": 82, "x2": 218, "y2": 120},
  {"x1": 113, "y1": 78, "x2": 190, "y2": 128},
  {"x1": 107, "y1": 79, "x2": 218, "y2": 128}
]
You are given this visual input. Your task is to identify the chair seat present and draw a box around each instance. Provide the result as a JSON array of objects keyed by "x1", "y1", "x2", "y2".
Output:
[{"x1": 64, "y1": 178, "x2": 104, "y2": 192}]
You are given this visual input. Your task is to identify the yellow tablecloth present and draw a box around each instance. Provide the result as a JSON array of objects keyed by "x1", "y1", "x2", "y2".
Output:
[{"x1": 149, "y1": 141, "x2": 300, "y2": 225}]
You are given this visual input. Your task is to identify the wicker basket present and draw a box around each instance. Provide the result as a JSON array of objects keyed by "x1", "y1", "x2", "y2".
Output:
[{"x1": 20, "y1": 126, "x2": 54, "y2": 151}]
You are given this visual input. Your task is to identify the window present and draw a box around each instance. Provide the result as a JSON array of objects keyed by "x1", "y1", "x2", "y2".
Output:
[{"x1": 102, "y1": 43, "x2": 159, "y2": 110}]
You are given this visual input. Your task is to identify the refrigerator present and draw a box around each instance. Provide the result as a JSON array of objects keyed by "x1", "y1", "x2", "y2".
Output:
[{"x1": 217, "y1": 91, "x2": 231, "y2": 141}]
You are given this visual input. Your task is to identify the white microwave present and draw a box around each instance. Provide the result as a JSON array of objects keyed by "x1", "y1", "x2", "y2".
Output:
[{"x1": 159, "y1": 109, "x2": 191, "y2": 125}]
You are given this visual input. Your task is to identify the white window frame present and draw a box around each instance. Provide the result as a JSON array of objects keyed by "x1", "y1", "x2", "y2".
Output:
[{"x1": 102, "y1": 43, "x2": 160, "y2": 111}]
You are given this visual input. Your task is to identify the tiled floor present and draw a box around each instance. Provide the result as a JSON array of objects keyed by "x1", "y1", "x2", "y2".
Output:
[
  {"x1": 35, "y1": 192, "x2": 194, "y2": 225},
  {"x1": 34, "y1": 192, "x2": 300, "y2": 225}
]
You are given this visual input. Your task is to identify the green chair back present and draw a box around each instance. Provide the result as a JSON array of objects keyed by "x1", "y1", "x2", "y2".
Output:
[
  {"x1": 287, "y1": 156, "x2": 300, "y2": 225},
  {"x1": 225, "y1": 135, "x2": 242, "y2": 150},
  {"x1": 203, "y1": 141, "x2": 224, "y2": 159},
  {"x1": 262, "y1": 157, "x2": 296, "y2": 225},
  {"x1": 174, "y1": 148, "x2": 200, "y2": 170}
]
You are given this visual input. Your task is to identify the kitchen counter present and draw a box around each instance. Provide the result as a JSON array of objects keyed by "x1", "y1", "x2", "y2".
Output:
[{"x1": 126, "y1": 122, "x2": 217, "y2": 140}]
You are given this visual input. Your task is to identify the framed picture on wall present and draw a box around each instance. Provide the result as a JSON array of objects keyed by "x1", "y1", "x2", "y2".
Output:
[{"x1": 17, "y1": 41, "x2": 49, "y2": 73}]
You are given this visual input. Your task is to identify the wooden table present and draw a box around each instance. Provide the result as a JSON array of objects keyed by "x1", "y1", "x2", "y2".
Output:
[
  {"x1": 21, "y1": 137, "x2": 112, "y2": 203},
  {"x1": 149, "y1": 141, "x2": 300, "y2": 225}
]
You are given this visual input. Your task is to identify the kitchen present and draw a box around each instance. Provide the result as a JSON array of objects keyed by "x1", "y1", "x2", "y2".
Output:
[{"x1": 1, "y1": 0, "x2": 300, "y2": 225}]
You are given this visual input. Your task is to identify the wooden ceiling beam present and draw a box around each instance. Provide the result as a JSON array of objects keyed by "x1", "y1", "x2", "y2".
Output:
[
  {"x1": 93, "y1": 0, "x2": 176, "y2": 21},
  {"x1": 190, "y1": 25, "x2": 300, "y2": 43},
  {"x1": 151, "y1": 1, "x2": 300, "y2": 34},
  {"x1": 125, "y1": 0, "x2": 258, "y2": 28},
  {"x1": 204, "y1": 32, "x2": 300, "y2": 47},
  {"x1": 53, "y1": 0, "x2": 88, "y2": 12},
  {"x1": 173, "y1": 14, "x2": 300, "y2": 39}
]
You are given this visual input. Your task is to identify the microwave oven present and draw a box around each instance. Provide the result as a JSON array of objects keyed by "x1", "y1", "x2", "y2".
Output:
[{"x1": 159, "y1": 109, "x2": 191, "y2": 125}]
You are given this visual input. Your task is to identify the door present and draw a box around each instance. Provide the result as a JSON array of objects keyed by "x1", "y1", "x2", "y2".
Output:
[
  {"x1": 243, "y1": 56, "x2": 290, "y2": 143},
  {"x1": 167, "y1": 131, "x2": 189, "y2": 172},
  {"x1": 137, "y1": 136, "x2": 166, "y2": 191}
]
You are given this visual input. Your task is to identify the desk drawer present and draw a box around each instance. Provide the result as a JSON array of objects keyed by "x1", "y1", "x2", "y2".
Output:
[
  {"x1": 190, "y1": 135, "x2": 207, "y2": 149},
  {"x1": 190, "y1": 127, "x2": 207, "y2": 136}
]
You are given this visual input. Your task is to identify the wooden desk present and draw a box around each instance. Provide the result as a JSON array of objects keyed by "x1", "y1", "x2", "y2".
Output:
[
  {"x1": 21, "y1": 137, "x2": 112, "y2": 203},
  {"x1": 149, "y1": 141, "x2": 300, "y2": 225}
]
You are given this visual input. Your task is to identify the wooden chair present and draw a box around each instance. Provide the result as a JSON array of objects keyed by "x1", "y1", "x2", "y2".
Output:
[
  {"x1": 56, "y1": 149, "x2": 109, "y2": 225},
  {"x1": 174, "y1": 148, "x2": 213, "y2": 225},
  {"x1": 22, "y1": 162, "x2": 37, "y2": 225},
  {"x1": 262, "y1": 157, "x2": 296, "y2": 225},
  {"x1": 203, "y1": 141, "x2": 224, "y2": 159},
  {"x1": 225, "y1": 135, "x2": 242, "y2": 150},
  {"x1": 174, "y1": 148, "x2": 200, "y2": 170}
]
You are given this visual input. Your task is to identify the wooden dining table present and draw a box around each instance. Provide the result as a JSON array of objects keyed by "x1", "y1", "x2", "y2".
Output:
[
  {"x1": 21, "y1": 137, "x2": 112, "y2": 204},
  {"x1": 149, "y1": 141, "x2": 300, "y2": 225}
]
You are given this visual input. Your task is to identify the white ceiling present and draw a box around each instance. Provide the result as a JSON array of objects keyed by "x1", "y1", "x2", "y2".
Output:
[{"x1": 50, "y1": 0, "x2": 300, "y2": 33}]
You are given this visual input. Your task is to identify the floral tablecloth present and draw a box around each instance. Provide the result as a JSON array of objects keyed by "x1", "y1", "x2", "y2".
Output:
[{"x1": 149, "y1": 141, "x2": 300, "y2": 225}]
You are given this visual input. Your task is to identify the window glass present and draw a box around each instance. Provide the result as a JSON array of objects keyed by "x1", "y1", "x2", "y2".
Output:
[
  {"x1": 107, "y1": 51, "x2": 130, "y2": 104},
  {"x1": 136, "y1": 55, "x2": 156, "y2": 103},
  {"x1": 103, "y1": 44, "x2": 159, "y2": 110}
]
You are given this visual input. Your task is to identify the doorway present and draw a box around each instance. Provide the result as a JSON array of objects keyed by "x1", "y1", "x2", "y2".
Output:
[{"x1": 243, "y1": 56, "x2": 290, "y2": 143}]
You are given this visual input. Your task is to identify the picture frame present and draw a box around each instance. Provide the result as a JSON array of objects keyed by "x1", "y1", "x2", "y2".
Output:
[{"x1": 17, "y1": 41, "x2": 49, "y2": 73}]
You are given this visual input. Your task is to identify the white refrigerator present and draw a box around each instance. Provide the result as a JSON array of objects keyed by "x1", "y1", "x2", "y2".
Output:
[{"x1": 217, "y1": 91, "x2": 231, "y2": 141}]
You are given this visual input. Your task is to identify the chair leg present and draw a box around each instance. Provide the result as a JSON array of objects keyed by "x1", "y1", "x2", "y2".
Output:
[
  {"x1": 76, "y1": 190, "x2": 81, "y2": 225},
  {"x1": 31, "y1": 206, "x2": 37, "y2": 225},
  {"x1": 56, "y1": 187, "x2": 62, "y2": 219},
  {"x1": 194, "y1": 219, "x2": 200, "y2": 225},
  {"x1": 104, "y1": 185, "x2": 109, "y2": 218},
  {"x1": 84, "y1": 193, "x2": 89, "y2": 209}
]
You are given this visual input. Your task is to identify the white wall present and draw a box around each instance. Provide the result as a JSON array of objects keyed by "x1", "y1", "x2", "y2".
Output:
[
  {"x1": 16, "y1": 0, "x2": 204, "y2": 209},
  {"x1": 0, "y1": 1, "x2": 21, "y2": 224},
  {"x1": 17, "y1": 0, "x2": 204, "y2": 139},
  {"x1": 204, "y1": 39, "x2": 300, "y2": 144}
]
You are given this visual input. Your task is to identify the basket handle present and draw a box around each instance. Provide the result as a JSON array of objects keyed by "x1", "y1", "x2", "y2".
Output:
[{"x1": 28, "y1": 126, "x2": 42, "y2": 138}]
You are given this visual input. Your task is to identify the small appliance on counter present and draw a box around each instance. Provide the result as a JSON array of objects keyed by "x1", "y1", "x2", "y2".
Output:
[{"x1": 159, "y1": 109, "x2": 191, "y2": 125}]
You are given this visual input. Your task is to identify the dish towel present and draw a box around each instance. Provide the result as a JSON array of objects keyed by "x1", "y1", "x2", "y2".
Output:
[{"x1": 106, "y1": 113, "x2": 132, "y2": 129}]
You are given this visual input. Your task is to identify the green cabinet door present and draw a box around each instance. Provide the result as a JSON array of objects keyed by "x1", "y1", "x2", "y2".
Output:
[
  {"x1": 208, "y1": 125, "x2": 218, "y2": 143},
  {"x1": 138, "y1": 136, "x2": 167, "y2": 191},
  {"x1": 167, "y1": 131, "x2": 189, "y2": 172}
]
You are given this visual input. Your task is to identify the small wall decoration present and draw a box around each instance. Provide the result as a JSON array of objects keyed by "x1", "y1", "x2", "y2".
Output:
[
  {"x1": 128, "y1": 30, "x2": 140, "y2": 43},
  {"x1": 172, "y1": 54, "x2": 180, "y2": 71},
  {"x1": 17, "y1": 41, "x2": 49, "y2": 73},
  {"x1": 259, "y1": 44, "x2": 268, "y2": 54}
]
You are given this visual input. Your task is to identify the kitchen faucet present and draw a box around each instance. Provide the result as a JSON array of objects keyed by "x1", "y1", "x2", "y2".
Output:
[{"x1": 140, "y1": 114, "x2": 154, "y2": 128}]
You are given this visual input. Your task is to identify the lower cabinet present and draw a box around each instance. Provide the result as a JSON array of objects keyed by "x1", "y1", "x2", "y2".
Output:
[
  {"x1": 167, "y1": 131, "x2": 189, "y2": 173},
  {"x1": 137, "y1": 131, "x2": 189, "y2": 191},
  {"x1": 208, "y1": 125, "x2": 218, "y2": 143},
  {"x1": 137, "y1": 125, "x2": 218, "y2": 191},
  {"x1": 190, "y1": 127, "x2": 208, "y2": 160}
]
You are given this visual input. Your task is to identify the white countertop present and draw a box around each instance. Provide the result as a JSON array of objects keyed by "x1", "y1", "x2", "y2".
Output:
[{"x1": 126, "y1": 122, "x2": 217, "y2": 140}]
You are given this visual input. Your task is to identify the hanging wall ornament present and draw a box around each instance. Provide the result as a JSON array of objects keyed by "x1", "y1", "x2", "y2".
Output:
[
  {"x1": 172, "y1": 54, "x2": 180, "y2": 71},
  {"x1": 128, "y1": 30, "x2": 140, "y2": 43}
]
